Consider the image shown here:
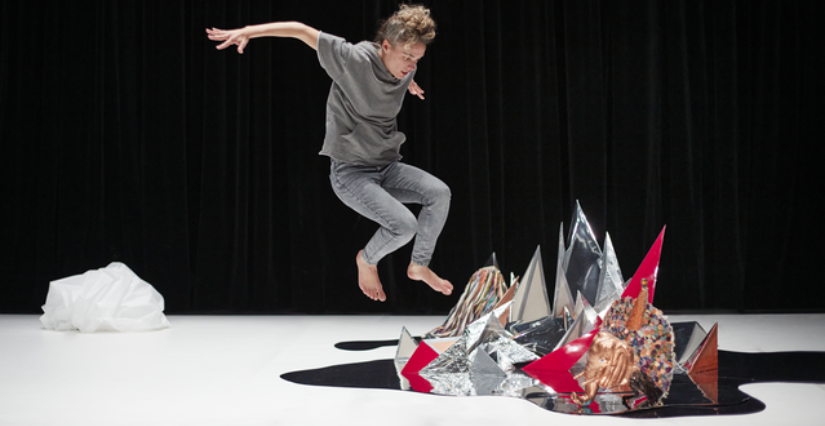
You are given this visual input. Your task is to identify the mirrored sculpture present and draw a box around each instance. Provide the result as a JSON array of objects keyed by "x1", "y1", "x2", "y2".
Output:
[{"x1": 393, "y1": 204, "x2": 717, "y2": 415}]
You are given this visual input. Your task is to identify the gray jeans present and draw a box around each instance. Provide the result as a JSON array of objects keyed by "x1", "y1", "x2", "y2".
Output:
[{"x1": 329, "y1": 159, "x2": 451, "y2": 267}]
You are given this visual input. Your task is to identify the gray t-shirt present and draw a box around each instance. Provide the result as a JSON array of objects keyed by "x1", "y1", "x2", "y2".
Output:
[{"x1": 316, "y1": 32, "x2": 416, "y2": 166}]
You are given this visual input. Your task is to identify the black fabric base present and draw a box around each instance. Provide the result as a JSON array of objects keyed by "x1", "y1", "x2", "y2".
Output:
[{"x1": 281, "y1": 348, "x2": 825, "y2": 418}]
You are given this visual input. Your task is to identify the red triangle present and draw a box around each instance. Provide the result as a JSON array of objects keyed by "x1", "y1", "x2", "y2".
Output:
[
  {"x1": 621, "y1": 226, "x2": 666, "y2": 304},
  {"x1": 400, "y1": 342, "x2": 439, "y2": 393},
  {"x1": 522, "y1": 329, "x2": 598, "y2": 393}
]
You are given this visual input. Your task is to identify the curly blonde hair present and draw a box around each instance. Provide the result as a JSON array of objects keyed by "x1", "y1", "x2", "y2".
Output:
[{"x1": 374, "y1": 4, "x2": 437, "y2": 47}]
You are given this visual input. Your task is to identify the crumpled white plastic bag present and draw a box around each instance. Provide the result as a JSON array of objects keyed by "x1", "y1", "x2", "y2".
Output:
[{"x1": 40, "y1": 262, "x2": 171, "y2": 333}]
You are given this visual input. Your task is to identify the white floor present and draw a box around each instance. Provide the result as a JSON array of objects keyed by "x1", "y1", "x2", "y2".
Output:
[{"x1": 1, "y1": 313, "x2": 824, "y2": 426}]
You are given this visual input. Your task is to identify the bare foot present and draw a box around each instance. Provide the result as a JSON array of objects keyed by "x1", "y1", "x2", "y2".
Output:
[
  {"x1": 407, "y1": 263, "x2": 453, "y2": 296},
  {"x1": 356, "y1": 250, "x2": 386, "y2": 302}
]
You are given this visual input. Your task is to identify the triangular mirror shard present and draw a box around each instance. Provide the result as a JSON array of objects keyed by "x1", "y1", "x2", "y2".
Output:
[
  {"x1": 494, "y1": 299, "x2": 513, "y2": 329},
  {"x1": 467, "y1": 311, "x2": 511, "y2": 354},
  {"x1": 595, "y1": 233, "x2": 624, "y2": 308},
  {"x1": 563, "y1": 200, "x2": 585, "y2": 269},
  {"x1": 394, "y1": 327, "x2": 419, "y2": 373},
  {"x1": 484, "y1": 252, "x2": 499, "y2": 269},
  {"x1": 573, "y1": 292, "x2": 599, "y2": 327},
  {"x1": 622, "y1": 226, "x2": 666, "y2": 304},
  {"x1": 461, "y1": 309, "x2": 512, "y2": 355},
  {"x1": 553, "y1": 305, "x2": 596, "y2": 352},
  {"x1": 478, "y1": 333, "x2": 540, "y2": 372},
  {"x1": 593, "y1": 288, "x2": 622, "y2": 320},
  {"x1": 686, "y1": 323, "x2": 719, "y2": 403},
  {"x1": 553, "y1": 224, "x2": 575, "y2": 319},
  {"x1": 461, "y1": 312, "x2": 495, "y2": 353},
  {"x1": 511, "y1": 316, "x2": 567, "y2": 357},
  {"x1": 471, "y1": 309, "x2": 537, "y2": 370},
  {"x1": 491, "y1": 301, "x2": 513, "y2": 325},
  {"x1": 470, "y1": 350, "x2": 507, "y2": 395},
  {"x1": 471, "y1": 348, "x2": 506, "y2": 378},
  {"x1": 420, "y1": 338, "x2": 471, "y2": 376},
  {"x1": 573, "y1": 291, "x2": 584, "y2": 320},
  {"x1": 686, "y1": 323, "x2": 718, "y2": 376},
  {"x1": 509, "y1": 246, "x2": 552, "y2": 325},
  {"x1": 562, "y1": 200, "x2": 603, "y2": 306},
  {"x1": 672, "y1": 321, "x2": 708, "y2": 371}
]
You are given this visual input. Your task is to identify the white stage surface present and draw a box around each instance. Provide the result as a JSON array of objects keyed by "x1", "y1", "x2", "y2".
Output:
[{"x1": 1, "y1": 314, "x2": 824, "y2": 425}]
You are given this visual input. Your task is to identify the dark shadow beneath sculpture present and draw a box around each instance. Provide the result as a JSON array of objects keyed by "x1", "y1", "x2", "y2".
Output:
[
  {"x1": 281, "y1": 349, "x2": 825, "y2": 418},
  {"x1": 334, "y1": 339, "x2": 402, "y2": 351}
]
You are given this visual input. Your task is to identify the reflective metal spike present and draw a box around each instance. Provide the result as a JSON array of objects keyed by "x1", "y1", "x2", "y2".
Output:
[
  {"x1": 553, "y1": 303, "x2": 597, "y2": 352},
  {"x1": 484, "y1": 252, "x2": 499, "y2": 269},
  {"x1": 394, "y1": 326, "x2": 419, "y2": 374},
  {"x1": 563, "y1": 200, "x2": 603, "y2": 306},
  {"x1": 553, "y1": 223, "x2": 576, "y2": 319},
  {"x1": 595, "y1": 233, "x2": 625, "y2": 308},
  {"x1": 509, "y1": 246, "x2": 553, "y2": 325},
  {"x1": 420, "y1": 338, "x2": 471, "y2": 375}
]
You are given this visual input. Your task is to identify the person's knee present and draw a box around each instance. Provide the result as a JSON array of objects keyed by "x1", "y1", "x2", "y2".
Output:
[
  {"x1": 428, "y1": 182, "x2": 451, "y2": 207},
  {"x1": 391, "y1": 211, "x2": 418, "y2": 242}
]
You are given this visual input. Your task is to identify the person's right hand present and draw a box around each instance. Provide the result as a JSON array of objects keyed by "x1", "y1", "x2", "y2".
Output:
[
  {"x1": 408, "y1": 80, "x2": 425, "y2": 100},
  {"x1": 206, "y1": 27, "x2": 250, "y2": 54}
]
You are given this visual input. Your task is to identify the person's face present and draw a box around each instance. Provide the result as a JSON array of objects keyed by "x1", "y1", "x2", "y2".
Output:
[{"x1": 380, "y1": 40, "x2": 426, "y2": 79}]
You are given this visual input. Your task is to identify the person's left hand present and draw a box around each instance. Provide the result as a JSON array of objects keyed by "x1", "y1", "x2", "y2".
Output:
[{"x1": 408, "y1": 80, "x2": 425, "y2": 100}]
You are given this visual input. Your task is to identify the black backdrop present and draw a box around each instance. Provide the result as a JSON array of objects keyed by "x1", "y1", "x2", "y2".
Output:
[{"x1": 1, "y1": 0, "x2": 823, "y2": 314}]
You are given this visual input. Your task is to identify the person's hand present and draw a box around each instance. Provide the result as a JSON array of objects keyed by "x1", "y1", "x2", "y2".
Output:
[
  {"x1": 408, "y1": 79, "x2": 425, "y2": 100},
  {"x1": 206, "y1": 27, "x2": 250, "y2": 54}
]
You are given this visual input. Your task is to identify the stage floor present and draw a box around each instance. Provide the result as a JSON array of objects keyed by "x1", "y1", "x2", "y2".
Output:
[{"x1": 1, "y1": 313, "x2": 824, "y2": 425}]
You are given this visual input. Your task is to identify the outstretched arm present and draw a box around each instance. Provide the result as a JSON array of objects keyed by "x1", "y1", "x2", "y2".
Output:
[{"x1": 206, "y1": 22, "x2": 320, "y2": 54}]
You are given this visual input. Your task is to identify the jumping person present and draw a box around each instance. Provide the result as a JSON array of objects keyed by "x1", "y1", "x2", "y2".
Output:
[{"x1": 206, "y1": 5, "x2": 453, "y2": 302}]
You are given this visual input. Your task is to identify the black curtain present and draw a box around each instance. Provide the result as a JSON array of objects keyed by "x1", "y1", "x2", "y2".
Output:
[{"x1": 2, "y1": 0, "x2": 823, "y2": 314}]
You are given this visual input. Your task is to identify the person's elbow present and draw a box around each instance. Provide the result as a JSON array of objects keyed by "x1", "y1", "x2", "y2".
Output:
[{"x1": 297, "y1": 24, "x2": 320, "y2": 50}]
